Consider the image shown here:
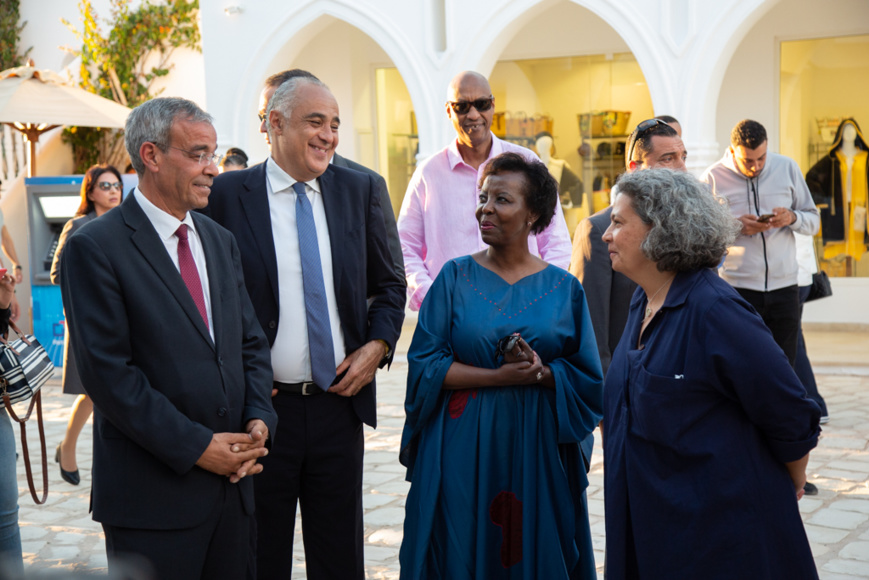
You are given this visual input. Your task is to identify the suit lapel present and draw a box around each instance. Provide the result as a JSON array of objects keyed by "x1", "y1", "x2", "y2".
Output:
[
  {"x1": 239, "y1": 163, "x2": 280, "y2": 306},
  {"x1": 318, "y1": 167, "x2": 345, "y2": 291},
  {"x1": 121, "y1": 195, "x2": 214, "y2": 349}
]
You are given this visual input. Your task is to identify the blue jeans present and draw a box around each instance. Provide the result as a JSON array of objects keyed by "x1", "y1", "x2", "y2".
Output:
[{"x1": 0, "y1": 407, "x2": 23, "y2": 577}]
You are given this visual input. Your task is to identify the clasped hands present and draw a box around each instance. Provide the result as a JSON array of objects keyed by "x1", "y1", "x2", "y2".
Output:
[
  {"x1": 196, "y1": 419, "x2": 269, "y2": 483},
  {"x1": 500, "y1": 334, "x2": 549, "y2": 386}
]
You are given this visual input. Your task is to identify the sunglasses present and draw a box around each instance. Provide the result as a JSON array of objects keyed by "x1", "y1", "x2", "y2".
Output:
[
  {"x1": 625, "y1": 119, "x2": 670, "y2": 166},
  {"x1": 447, "y1": 96, "x2": 495, "y2": 115},
  {"x1": 97, "y1": 181, "x2": 122, "y2": 191}
]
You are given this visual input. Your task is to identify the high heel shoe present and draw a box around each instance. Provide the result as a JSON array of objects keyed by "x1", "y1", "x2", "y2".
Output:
[{"x1": 55, "y1": 443, "x2": 81, "y2": 486}]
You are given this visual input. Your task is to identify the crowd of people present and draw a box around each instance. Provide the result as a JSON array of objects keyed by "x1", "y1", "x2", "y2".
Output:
[{"x1": 0, "y1": 66, "x2": 835, "y2": 579}]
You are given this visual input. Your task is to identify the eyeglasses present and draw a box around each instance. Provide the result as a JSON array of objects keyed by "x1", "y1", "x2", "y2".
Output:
[
  {"x1": 258, "y1": 112, "x2": 266, "y2": 123},
  {"x1": 625, "y1": 119, "x2": 670, "y2": 166},
  {"x1": 169, "y1": 146, "x2": 220, "y2": 166},
  {"x1": 97, "y1": 181, "x2": 122, "y2": 191},
  {"x1": 447, "y1": 96, "x2": 495, "y2": 115}
]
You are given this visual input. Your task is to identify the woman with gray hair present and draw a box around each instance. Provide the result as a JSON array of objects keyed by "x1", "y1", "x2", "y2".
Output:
[{"x1": 601, "y1": 169, "x2": 821, "y2": 579}]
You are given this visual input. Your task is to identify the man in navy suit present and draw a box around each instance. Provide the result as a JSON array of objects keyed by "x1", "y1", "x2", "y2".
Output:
[
  {"x1": 60, "y1": 97, "x2": 277, "y2": 579},
  {"x1": 206, "y1": 76, "x2": 405, "y2": 579}
]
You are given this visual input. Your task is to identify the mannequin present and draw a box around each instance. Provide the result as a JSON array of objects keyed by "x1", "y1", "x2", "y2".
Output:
[
  {"x1": 806, "y1": 118, "x2": 869, "y2": 265},
  {"x1": 534, "y1": 132, "x2": 584, "y2": 207}
]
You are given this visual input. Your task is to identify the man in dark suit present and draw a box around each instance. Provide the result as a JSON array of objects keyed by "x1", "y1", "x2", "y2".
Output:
[
  {"x1": 207, "y1": 76, "x2": 405, "y2": 579},
  {"x1": 60, "y1": 97, "x2": 278, "y2": 579},
  {"x1": 257, "y1": 69, "x2": 404, "y2": 280},
  {"x1": 570, "y1": 118, "x2": 686, "y2": 373}
]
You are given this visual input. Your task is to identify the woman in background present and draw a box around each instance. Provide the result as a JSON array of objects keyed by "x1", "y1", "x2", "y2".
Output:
[
  {"x1": 50, "y1": 164, "x2": 123, "y2": 485},
  {"x1": 0, "y1": 271, "x2": 21, "y2": 576}
]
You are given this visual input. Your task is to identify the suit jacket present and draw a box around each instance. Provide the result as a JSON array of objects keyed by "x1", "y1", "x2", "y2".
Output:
[
  {"x1": 205, "y1": 161, "x2": 406, "y2": 428},
  {"x1": 60, "y1": 194, "x2": 277, "y2": 530},
  {"x1": 569, "y1": 206, "x2": 638, "y2": 376},
  {"x1": 332, "y1": 153, "x2": 405, "y2": 280},
  {"x1": 50, "y1": 211, "x2": 96, "y2": 395}
]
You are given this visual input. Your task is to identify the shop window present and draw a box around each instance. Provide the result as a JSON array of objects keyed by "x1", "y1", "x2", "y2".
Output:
[
  {"x1": 490, "y1": 53, "x2": 653, "y2": 237},
  {"x1": 376, "y1": 67, "x2": 416, "y2": 218},
  {"x1": 780, "y1": 34, "x2": 869, "y2": 277}
]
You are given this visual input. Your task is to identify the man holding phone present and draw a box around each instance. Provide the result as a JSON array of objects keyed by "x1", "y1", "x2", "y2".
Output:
[{"x1": 700, "y1": 119, "x2": 819, "y2": 366}]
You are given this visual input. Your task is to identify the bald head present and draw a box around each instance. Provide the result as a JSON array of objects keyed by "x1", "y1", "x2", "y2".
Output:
[{"x1": 447, "y1": 71, "x2": 491, "y2": 101}]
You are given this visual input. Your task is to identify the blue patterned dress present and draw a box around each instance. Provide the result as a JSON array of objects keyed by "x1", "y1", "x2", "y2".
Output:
[{"x1": 400, "y1": 256, "x2": 603, "y2": 579}]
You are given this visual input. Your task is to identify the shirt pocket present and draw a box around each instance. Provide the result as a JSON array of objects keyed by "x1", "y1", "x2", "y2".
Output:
[{"x1": 628, "y1": 364, "x2": 709, "y2": 452}]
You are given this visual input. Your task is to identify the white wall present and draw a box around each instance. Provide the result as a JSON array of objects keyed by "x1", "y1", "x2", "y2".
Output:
[{"x1": 715, "y1": 0, "x2": 869, "y2": 159}]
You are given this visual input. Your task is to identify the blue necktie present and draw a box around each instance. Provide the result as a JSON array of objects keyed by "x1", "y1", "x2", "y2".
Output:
[{"x1": 293, "y1": 182, "x2": 336, "y2": 391}]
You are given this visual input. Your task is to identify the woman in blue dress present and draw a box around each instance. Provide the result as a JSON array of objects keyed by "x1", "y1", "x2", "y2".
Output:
[
  {"x1": 399, "y1": 152, "x2": 604, "y2": 579},
  {"x1": 602, "y1": 169, "x2": 821, "y2": 579}
]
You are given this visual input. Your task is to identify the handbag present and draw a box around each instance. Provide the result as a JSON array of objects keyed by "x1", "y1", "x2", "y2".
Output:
[
  {"x1": 806, "y1": 271, "x2": 833, "y2": 302},
  {"x1": 0, "y1": 320, "x2": 53, "y2": 504}
]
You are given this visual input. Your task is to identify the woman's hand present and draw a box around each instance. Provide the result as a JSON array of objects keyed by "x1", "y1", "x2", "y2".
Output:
[
  {"x1": 499, "y1": 351, "x2": 547, "y2": 385},
  {"x1": 0, "y1": 272, "x2": 15, "y2": 310},
  {"x1": 503, "y1": 336, "x2": 534, "y2": 364},
  {"x1": 785, "y1": 453, "x2": 810, "y2": 501}
]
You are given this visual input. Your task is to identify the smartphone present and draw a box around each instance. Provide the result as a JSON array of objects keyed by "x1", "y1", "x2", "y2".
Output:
[{"x1": 757, "y1": 213, "x2": 774, "y2": 223}]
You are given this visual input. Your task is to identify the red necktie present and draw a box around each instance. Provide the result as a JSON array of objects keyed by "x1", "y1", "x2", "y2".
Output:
[{"x1": 175, "y1": 224, "x2": 209, "y2": 330}]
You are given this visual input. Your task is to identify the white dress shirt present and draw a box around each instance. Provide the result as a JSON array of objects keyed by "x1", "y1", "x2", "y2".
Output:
[
  {"x1": 133, "y1": 187, "x2": 214, "y2": 340},
  {"x1": 266, "y1": 158, "x2": 346, "y2": 383}
]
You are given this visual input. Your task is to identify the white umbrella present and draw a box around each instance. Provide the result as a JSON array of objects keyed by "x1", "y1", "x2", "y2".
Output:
[{"x1": 0, "y1": 62, "x2": 131, "y2": 176}]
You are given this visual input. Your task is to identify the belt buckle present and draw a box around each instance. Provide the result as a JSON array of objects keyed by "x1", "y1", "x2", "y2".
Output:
[{"x1": 301, "y1": 382, "x2": 316, "y2": 396}]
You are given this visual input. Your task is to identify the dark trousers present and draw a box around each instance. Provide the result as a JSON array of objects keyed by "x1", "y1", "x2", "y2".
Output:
[
  {"x1": 254, "y1": 391, "x2": 364, "y2": 580},
  {"x1": 797, "y1": 285, "x2": 828, "y2": 415},
  {"x1": 736, "y1": 285, "x2": 800, "y2": 367},
  {"x1": 103, "y1": 481, "x2": 251, "y2": 580}
]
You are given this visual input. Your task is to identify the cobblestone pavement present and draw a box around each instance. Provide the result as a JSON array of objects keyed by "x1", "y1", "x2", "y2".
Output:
[{"x1": 9, "y1": 329, "x2": 869, "y2": 579}]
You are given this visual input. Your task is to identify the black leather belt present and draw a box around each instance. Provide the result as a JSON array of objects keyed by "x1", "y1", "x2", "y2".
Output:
[{"x1": 274, "y1": 381, "x2": 324, "y2": 396}]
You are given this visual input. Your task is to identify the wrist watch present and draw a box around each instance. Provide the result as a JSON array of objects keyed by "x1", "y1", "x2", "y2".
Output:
[{"x1": 375, "y1": 339, "x2": 391, "y2": 358}]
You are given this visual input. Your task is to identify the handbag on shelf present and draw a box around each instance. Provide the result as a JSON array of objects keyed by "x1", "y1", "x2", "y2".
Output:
[
  {"x1": 0, "y1": 319, "x2": 53, "y2": 504},
  {"x1": 806, "y1": 270, "x2": 833, "y2": 302}
]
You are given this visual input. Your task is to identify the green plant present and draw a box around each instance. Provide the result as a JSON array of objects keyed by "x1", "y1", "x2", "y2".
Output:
[
  {"x1": 0, "y1": 0, "x2": 32, "y2": 72},
  {"x1": 61, "y1": 0, "x2": 200, "y2": 172}
]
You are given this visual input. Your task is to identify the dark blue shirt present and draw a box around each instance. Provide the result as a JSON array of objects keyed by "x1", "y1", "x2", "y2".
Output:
[{"x1": 603, "y1": 268, "x2": 820, "y2": 579}]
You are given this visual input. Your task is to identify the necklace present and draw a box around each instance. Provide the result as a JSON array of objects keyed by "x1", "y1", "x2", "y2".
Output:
[{"x1": 644, "y1": 276, "x2": 675, "y2": 320}]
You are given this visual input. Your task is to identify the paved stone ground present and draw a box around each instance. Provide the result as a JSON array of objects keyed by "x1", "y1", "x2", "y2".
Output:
[{"x1": 9, "y1": 332, "x2": 869, "y2": 579}]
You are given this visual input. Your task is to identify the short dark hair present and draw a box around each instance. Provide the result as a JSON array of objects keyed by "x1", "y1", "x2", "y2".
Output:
[
  {"x1": 627, "y1": 119, "x2": 678, "y2": 167},
  {"x1": 224, "y1": 147, "x2": 248, "y2": 164},
  {"x1": 478, "y1": 152, "x2": 557, "y2": 235},
  {"x1": 265, "y1": 69, "x2": 318, "y2": 89},
  {"x1": 77, "y1": 164, "x2": 123, "y2": 216},
  {"x1": 731, "y1": 120, "x2": 767, "y2": 149},
  {"x1": 655, "y1": 115, "x2": 679, "y2": 125},
  {"x1": 220, "y1": 154, "x2": 247, "y2": 170}
]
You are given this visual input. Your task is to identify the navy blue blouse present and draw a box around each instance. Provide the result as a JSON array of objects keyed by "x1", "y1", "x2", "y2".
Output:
[{"x1": 603, "y1": 268, "x2": 820, "y2": 579}]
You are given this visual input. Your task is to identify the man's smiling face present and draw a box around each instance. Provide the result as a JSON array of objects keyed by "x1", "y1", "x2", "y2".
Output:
[{"x1": 269, "y1": 82, "x2": 339, "y2": 182}]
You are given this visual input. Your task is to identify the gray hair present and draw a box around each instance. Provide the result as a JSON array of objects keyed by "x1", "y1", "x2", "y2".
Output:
[
  {"x1": 125, "y1": 98, "x2": 213, "y2": 176},
  {"x1": 615, "y1": 169, "x2": 741, "y2": 272},
  {"x1": 265, "y1": 76, "x2": 329, "y2": 138}
]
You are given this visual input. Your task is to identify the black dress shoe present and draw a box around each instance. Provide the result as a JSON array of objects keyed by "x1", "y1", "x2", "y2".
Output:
[
  {"x1": 55, "y1": 443, "x2": 81, "y2": 486},
  {"x1": 804, "y1": 481, "x2": 819, "y2": 495}
]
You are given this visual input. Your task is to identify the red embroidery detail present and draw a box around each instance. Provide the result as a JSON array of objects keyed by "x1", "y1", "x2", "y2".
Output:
[
  {"x1": 490, "y1": 491, "x2": 523, "y2": 568},
  {"x1": 448, "y1": 389, "x2": 478, "y2": 419},
  {"x1": 460, "y1": 268, "x2": 569, "y2": 318}
]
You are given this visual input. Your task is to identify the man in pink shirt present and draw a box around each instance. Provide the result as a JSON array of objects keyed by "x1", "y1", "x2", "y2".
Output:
[{"x1": 397, "y1": 71, "x2": 572, "y2": 310}]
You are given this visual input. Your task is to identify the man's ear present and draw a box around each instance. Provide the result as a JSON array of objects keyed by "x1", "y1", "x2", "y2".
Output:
[
  {"x1": 269, "y1": 110, "x2": 283, "y2": 135},
  {"x1": 140, "y1": 142, "x2": 160, "y2": 173},
  {"x1": 628, "y1": 159, "x2": 640, "y2": 172}
]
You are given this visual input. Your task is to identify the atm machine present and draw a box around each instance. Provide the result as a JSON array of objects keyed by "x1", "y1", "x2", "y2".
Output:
[{"x1": 25, "y1": 174, "x2": 137, "y2": 365}]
